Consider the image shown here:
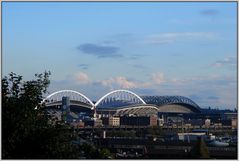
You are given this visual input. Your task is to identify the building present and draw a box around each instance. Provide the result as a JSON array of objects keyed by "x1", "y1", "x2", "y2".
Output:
[
  {"x1": 84, "y1": 119, "x2": 94, "y2": 127},
  {"x1": 178, "y1": 132, "x2": 215, "y2": 142},
  {"x1": 150, "y1": 115, "x2": 158, "y2": 126},
  {"x1": 158, "y1": 117, "x2": 164, "y2": 126},
  {"x1": 62, "y1": 96, "x2": 70, "y2": 121},
  {"x1": 223, "y1": 112, "x2": 237, "y2": 120},
  {"x1": 71, "y1": 120, "x2": 85, "y2": 128},
  {"x1": 95, "y1": 90, "x2": 201, "y2": 117},
  {"x1": 77, "y1": 120, "x2": 85, "y2": 128},
  {"x1": 142, "y1": 96, "x2": 201, "y2": 113},
  {"x1": 231, "y1": 119, "x2": 237, "y2": 129},
  {"x1": 178, "y1": 132, "x2": 206, "y2": 142},
  {"x1": 101, "y1": 117, "x2": 109, "y2": 126},
  {"x1": 205, "y1": 119, "x2": 211, "y2": 128},
  {"x1": 94, "y1": 119, "x2": 103, "y2": 127},
  {"x1": 109, "y1": 117, "x2": 120, "y2": 126},
  {"x1": 120, "y1": 116, "x2": 151, "y2": 126},
  {"x1": 43, "y1": 89, "x2": 237, "y2": 129}
]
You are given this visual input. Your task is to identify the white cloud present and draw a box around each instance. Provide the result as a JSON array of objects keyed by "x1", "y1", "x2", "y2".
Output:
[
  {"x1": 101, "y1": 76, "x2": 137, "y2": 89},
  {"x1": 50, "y1": 72, "x2": 236, "y2": 109},
  {"x1": 74, "y1": 72, "x2": 90, "y2": 84},
  {"x1": 100, "y1": 76, "x2": 153, "y2": 90},
  {"x1": 210, "y1": 57, "x2": 236, "y2": 68},
  {"x1": 101, "y1": 73, "x2": 166, "y2": 89},
  {"x1": 151, "y1": 72, "x2": 165, "y2": 84},
  {"x1": 146, "y1": 32, "x2": 216, "y2": 44},
  {"x1": 115, "y1": 77, "x2": 137, "y2": 89},
  {"x1": 101, "y1": 78, "x2": 114, "y2": 87}
]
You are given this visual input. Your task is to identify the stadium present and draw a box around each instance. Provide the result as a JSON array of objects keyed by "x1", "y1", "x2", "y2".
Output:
[{"x1": 42, "y1": 89, "x2": 201, "y2": 117}]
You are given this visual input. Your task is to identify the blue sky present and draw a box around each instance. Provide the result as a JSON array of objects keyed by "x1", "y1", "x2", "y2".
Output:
[{"x1": 2, "y1": 2, "x2": 237, "y2": 109}]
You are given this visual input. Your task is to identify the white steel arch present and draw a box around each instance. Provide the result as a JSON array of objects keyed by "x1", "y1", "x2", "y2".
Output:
[
  {"x1": 42, "y1": 89, "x2": 94, "y2": 107},
  {"x1": 95, "y1": 89, "x2": 146, "y2": 107}
]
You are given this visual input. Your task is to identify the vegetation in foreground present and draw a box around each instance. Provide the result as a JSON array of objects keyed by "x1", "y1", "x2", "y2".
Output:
[{"x1": 2, "y1": 72, "x2": 111, "y2": 159}]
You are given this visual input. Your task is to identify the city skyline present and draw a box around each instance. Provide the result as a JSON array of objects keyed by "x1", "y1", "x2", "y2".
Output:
[{"x1": 2, "y1": 2, "x2": 237, "y2": 109}]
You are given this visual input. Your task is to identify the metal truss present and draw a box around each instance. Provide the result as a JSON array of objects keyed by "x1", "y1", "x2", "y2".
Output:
[
  {"x1": 141, "y1": 96, "x2": 201, "y2": 112},
  {"x1": 95, "y1": 89, "x2": 146, "y2": 108},
  {"x1": 41, "y1": 90, "x2": 201, "y2": 114},
  {"x1": 42, "y1": 90, "x2": 94, "y2": 108}
]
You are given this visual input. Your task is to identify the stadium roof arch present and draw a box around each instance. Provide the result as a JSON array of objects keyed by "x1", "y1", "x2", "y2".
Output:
[
  {"x1": 42, "y1": 90, "x2": 94, "y2": 109},
  {"x1": 41, "y1": 89, "x2": 201, "y2": 114},
  {"x1": 141, "y1": 96, "x2": 201, "y2": 113},
  {"x1": 95, "y1": 89, "x2": 146, "y2": 108}
]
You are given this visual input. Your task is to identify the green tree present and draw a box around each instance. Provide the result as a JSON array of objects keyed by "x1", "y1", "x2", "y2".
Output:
[
  {"x1": 190, "y1": 137, "x2": 210, "y2": 159},
  {"x1": 100, "y1": 148, "x2": 112, "y2": 159},
  {"x1": 2, "y1": 72, "x2": 79, "y2": 159},
  {"x1": 79, "y1": 143, "x2": 112, "y2": 159}
]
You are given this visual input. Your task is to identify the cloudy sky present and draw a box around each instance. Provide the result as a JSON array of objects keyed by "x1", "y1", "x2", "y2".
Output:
[{"x1": 2, "y1": 2, "x2": 237, "y2": 109}]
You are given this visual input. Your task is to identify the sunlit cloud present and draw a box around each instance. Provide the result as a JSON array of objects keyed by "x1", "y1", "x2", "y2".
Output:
[
  {"x1": 74, "y1": 72, "x2": 90, "y2": 84},
  {"x1": 49, "y1": 72, "x2": 236, "y2": 109},
  {"x1": 101, "y1": 76, "x2": 153, "y2": 90},
  {"x1": 151, "y1": 72, "x2": 165, "y2": 84},
  {"x1": 101, "y1": 76, "x2": 137, "y2": 89}
]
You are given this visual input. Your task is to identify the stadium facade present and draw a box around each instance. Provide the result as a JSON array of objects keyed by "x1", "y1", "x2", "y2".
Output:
[{"x1": 42, "y1": 89, "x2": 201, "y2": 117}]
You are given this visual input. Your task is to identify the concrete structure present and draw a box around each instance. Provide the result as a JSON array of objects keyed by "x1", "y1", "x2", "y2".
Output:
[
  {"x1": 101, "y1": 117, "x2": 109, "y2": 126},
  {"x1": 109, "y1": 117, "x2": 120, "y2": 127},
  {"x1": 142, "y1": 96, "x2": 201, "y2": 113},
  {"x1": 120, "y1": 116, "x2": 152, "y2": 126},
  {"x1": 103, "y1": 130, "x2": 106, "y2": 139},
  {"x1": 94, "y1": 119, "x2": 103, "y2": 127},
  {"x1": 77, "y1": 120, "x2": 85, "y2": 128},
  {"x1": 62, "y1": 96, "x2": 70, "y2": 121},
  {"x1": 231, "y1": 119, "x2": 237, "y2": 129},
  {"x1": 178, "y1": 132, "x2": 210, "y2": 142},
  {"x1": 71, "y1": 120, "x2": 85, "y2": 128},
  {"x1": 42, "y1": 89, "x2": 237, "y2": 129},
  {"x1": 150, "y1": 115, "x2": 158, "y2": 126},
  {"x1": 43, "y1": 90, "x2": 202, "y2": 118},
  {"x1": 205, "y1": 119, "x2": 211, "y2": 128},
  {"x1": 177, "y1": 130, "x2": 216, "y2": 143},
  {"x1": 158, "y1": 118, "x2": 164, "y2": 126},
  {"x1": 224, "y1": 113, "x2": 237, "y2": 120}
]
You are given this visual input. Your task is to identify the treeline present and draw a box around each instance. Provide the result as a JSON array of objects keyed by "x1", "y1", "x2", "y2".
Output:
[{"x1": 2, "y1": 71, "x2": 111, "y2": 159}]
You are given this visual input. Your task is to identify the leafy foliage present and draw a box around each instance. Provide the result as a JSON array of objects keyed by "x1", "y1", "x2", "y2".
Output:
[
  {"x1": 79, "y1": 142, "x2": 112, "y2": 159},
  {"x1": 107, "y1": 130, "x2": 136, "y2": 137},
  {"x1": 2, "y1": 72, "x2": 79, "y2": 159}
]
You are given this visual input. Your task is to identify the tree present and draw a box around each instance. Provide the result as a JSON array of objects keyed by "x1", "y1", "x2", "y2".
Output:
[
  {"x1": 78, "y1": 142, "x2": 112, "y2": 159},
  {"x1": 190, "y1": 137, "x2": 210, "y2": 159},
  {"x1": 2, "y1": 72, "x2": 79, "y2": 159},
  {"x1": 100, "y1": 148, "x2": 112, "y2": 159}
]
